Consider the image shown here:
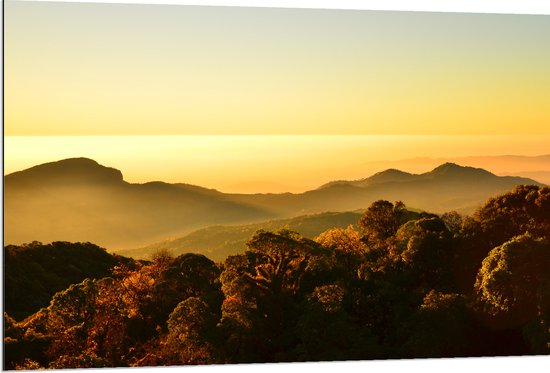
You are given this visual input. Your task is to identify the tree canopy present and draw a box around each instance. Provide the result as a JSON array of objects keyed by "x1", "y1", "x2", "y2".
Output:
[{"x1": 4, "y1": 185, "x2": 549, "y2": 368}]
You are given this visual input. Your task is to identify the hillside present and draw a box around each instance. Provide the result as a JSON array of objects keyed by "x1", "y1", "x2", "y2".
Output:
[
  {"x1": 4, "y1": 158, "x2": 276, "y2": 250},
  {"x1": 360, "y1": 154, "x2": 550, "y2": 184},
  {"x1": 4, "y1": 241, "x2": 137, "y2": 321},
  {"x1": 116, "y1": 211, "x2": 363, "y2": 261},
  {"x1": 319, "y1": 163, "x2": 518, "y2": 188},
  {"x1": 4, "y1": 158, "x2": 540, "y2": 251},
  {"x1": 232, "y1": 162, "x2": 539, "y2": 215},
  {"x1": 4, "y1": 185, "x2": 549, "y2": 369}
]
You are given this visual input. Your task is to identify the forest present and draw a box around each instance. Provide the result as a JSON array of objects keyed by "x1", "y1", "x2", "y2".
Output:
[{"x1": 3, "y1": 184, "x2": 550, "y2": 369}]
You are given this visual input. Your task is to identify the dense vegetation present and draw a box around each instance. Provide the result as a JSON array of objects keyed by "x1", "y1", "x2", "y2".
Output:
[
  {"x1": 3, "y1": 185, "x2": 549, "y2": 369},
  {"x1": 4, "y1": 241, "x2": 139, "y2": 320},
  {"x1": 118, "y1": 211, "x2": 364, "y2": 261}
]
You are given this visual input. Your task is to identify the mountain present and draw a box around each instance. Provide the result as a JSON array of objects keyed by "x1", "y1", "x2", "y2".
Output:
[
  {"x1": 229, "y1": 162, "x2": 539, "y2": 216},
  {"x1": 5, "y1": 157, "x2": 124, "y2": 187},
  {"x1": 359, "y1": 154, "x2": 550, "y2": 184},
  {"x1": 501, "y1": 170, "x2": 550, "y2": 185},
  {"x1": 321, "y1": 168, "x2": 414, "y2": 189},
  {"x1": 4, "y1": 158, "x2": 276, "y2": 250},
  {"x1": 4, "y1": 158, "x2": 540, "y2": 251},
  {"x1": 115, "y1": 211, "x2": 363, "y2": 262},
  {"x1": 320, "y1": 163, "x2": 502, "y2": 188}
]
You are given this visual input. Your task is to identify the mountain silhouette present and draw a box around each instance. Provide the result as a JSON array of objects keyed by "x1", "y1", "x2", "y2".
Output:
[
  {"x1": 4, "y1": 158, "x2": 540, "y2": 251},
  {"x1": 320, "y1": 163, "x2": 499, "y2": 189},
  {"x1": 320, "y1": 168, "x2": 414, "y2": 189},
  {"x1": 427, "y1": 162, "x2": 494, "y2": 179},
  {"x1": 6, "y1": 158, "x2": 124, "y2": 187},
  {"x1": 234, "y1": 162, "x2": 540, "y2": 217},
  {"x1": 5, "y1": 158, "x2": 275, "y2": 250}
]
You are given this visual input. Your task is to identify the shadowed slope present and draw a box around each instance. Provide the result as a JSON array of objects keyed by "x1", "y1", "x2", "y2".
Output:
[
  {"x1": 116, "y1": 211, "x2": 363, "y2": 261},
  {"x1": 4, "y1": 159, "x2": 540, "y2": 251},
  {"x1": 4, "y1": 158, "x2": 276, "y2": 250}
]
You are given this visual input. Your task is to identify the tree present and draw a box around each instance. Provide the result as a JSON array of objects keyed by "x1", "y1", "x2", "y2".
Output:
[
  {"x1": 3, "y1": 241, "x2": 127, "y2": 321},
  {"x1": 243, "y1": 229, "x2": 316, "y2": 297},
  {"x1": 393, "y1": 217, "x2": 454, "y2": 291},
  {"x1": 43, "y1": 277, "x2": 133, "y2": 368},
  {"x1": 44, "y1": 279, "x2": 105, "y2": 368},
  {"x1": 402, "y1": 290, "x2": 472, "y2": 358},
  {"x1": 474, "y1": 233, "x2": 550, "y2": 333},
  {"x1": 150, "y1": 248, "x2": 175, "y2": 270},
  {"x1": 164, "y1": 297, "x2": 221, "y2": 365},
  {"x1": 315, "y1": 225, "x2": 366, "y2": 257},
  {"x1": 314, "y1": 225, "x2": 367, "y2": 286},
  {"x1": 455, "y1": 185, "x2": 550, "y2": 293},
  {"x1": 293, "y1": 284, "x2": 379, "y2": 361},
  {"x1": 219, "y1": 230, "x2": 318, "y2": 362},
  {"x1": 149, "y1": 253, "x2": 222, "y2": 331},
  {"x1": 358, "y1": 200, "x2": 407, "y2": 246},
  {"x1": 441, "y1": 211, "x2": 463, "y2": 236},
  {"x1": 474, "y1": 185, "x2": 550, "y2": 244},
  {"x1": 218, "y1": 253, "x2": 265, "y2": 363}
]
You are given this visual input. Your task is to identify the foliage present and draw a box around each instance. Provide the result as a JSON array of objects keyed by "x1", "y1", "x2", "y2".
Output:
[
  {"x1": 358, "y1": 200, "x2": 407, "y2": 246},
  {"x1": 402, "y1": 290, "x2": 472, "y2": 358},
  {"x1": 394, "y1": 217, "x2": 454, "y2": 290},
  {"x1": 118, "y1": 211, "x2": 363, "y2": 261},
  {"x1": 441, "y1": 210, "x2": 463, "y2": 235},
  {"x1": 164, "y1": 297, "x2": 221, "y2": 364},
  {"x1": 5, "y1": 186, "x2": 550, "y2": 369},
  {"x1": 474, "y1": 234, "x2": 550, "y2": 327},
  {"x1": 218, "y1": 230, "x2": 319, "y2": 363},
  {"x1": 4, "y1": 241, "x2": 136, "y2": 320},
  {"x1": 149, "y1": 253, "x2": 222, "y2": 331},
  {"x1": 455, "y1": 185, "x2": 550, "y2": 293}
]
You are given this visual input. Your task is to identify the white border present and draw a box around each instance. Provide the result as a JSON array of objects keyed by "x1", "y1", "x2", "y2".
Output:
[
  {"x1": 13, "y1": 0, "x2": 550, "y2": 15},
  {"x1": 3, "y1": 0, "x2": 550, "y2": 372}
]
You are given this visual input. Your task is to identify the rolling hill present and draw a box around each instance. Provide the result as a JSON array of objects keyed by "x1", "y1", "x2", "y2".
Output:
[
  {"x1": 360, "y1": 154, "x2": 550, "y2": 184},
  {"x1": 115, "y1": 211, "x2": 364, "y2": 262},
  {"x1": 228, "y1": 162, "x2": 540, "y2": 216},
  {"x1": 4, "y1": 158, "x2": 276, "y2": 250},
  {"x1": 4, "y1": 158, "x2": 540, "y2": 251}
]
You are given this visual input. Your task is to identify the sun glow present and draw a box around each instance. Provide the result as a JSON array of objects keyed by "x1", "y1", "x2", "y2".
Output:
[{"x1": 4, "y1": 135, "x2": 550, "y2": 193}]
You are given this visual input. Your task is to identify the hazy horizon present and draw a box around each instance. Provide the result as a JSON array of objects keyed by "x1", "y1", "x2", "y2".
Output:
[
  {"x1": 5, "y1": 2, "x2": 550, "y2": 193},
  {"x1": 5, "y1": 134, "x2": 550, "y2": 193}
]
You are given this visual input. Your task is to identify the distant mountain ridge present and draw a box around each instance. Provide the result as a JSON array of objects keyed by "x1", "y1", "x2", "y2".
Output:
[
  {"x1": 5, "y1": 158, "x2": 273, "y2": 250},
  {"x1": 6, "y1": 157, "x2": 124, "y2": 187},
  {"x1": 320, "y1": 163, "x2": 505, "y2": 189},
  {"x1": 359, "y1": 154, "x2": 550, "y2": 185},
  {"x1": 4, "y1": 158, "x2": 541, "y2": 251}
]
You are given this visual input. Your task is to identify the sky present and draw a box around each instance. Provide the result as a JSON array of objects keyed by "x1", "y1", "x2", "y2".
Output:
[{"x1": 4, "y1": 0, "x2": 550, "y2": 192}]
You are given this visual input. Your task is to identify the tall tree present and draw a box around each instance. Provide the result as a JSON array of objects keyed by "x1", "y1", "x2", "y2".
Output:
[
  {"x1": 220, "y1": 230, "x2": 318, "y2": 362},
  {"x1": 393, "y1": 217, "x2": 454, "y2": 291},
  {"x1": 455, "y1": 185, "x2": 550, "y2": 292},
  {"x1": 164, "y1": 297, "x2": 221, "y2": 365},
  {"x1": 358, "y1": 200, "x2": 407, "y2": 246},
  {"x1": 474, "y1": 234, "x2": 550, "y2": 332}
]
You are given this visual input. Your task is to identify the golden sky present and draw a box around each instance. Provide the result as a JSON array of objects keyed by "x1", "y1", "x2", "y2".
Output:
[
  {"x1": 5, "y1": 1, "x2": 550, "y2": 136},
  {"x1": 4, "y1": 2, "x2": 550, "y2": 192},
  {"x1": 4, "y1": 135, "x2": 550, "y2": 193}
]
